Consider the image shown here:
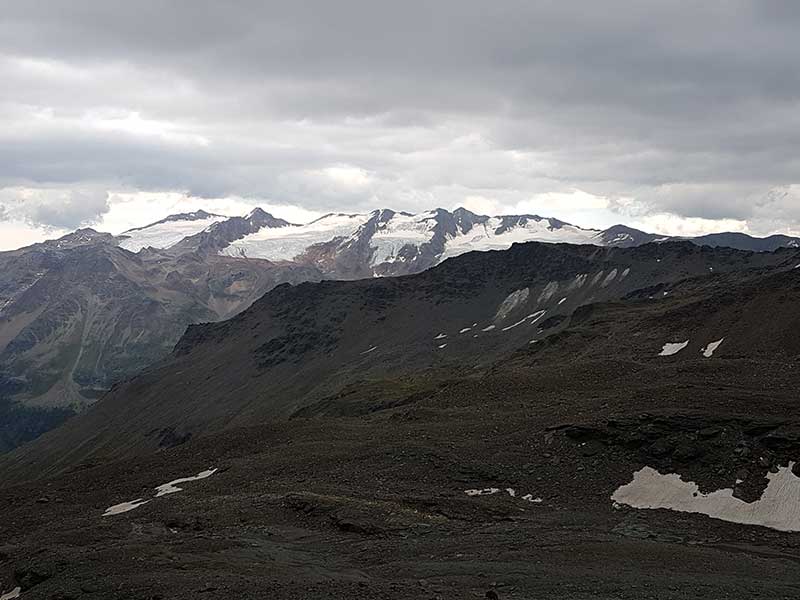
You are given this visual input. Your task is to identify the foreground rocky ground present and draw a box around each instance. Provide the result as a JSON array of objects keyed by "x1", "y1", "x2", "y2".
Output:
[{"x1": 3, "y1": 355, "x2": 800, "y2": 599}]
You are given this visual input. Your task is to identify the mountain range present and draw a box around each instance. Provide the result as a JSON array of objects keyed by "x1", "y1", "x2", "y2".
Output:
[
  {"x1": 3, "y1": 236, "x2": 800, "y2": 598},
  {"x1": 1, "y1": 205, "x2": 799, "y2": 452}
]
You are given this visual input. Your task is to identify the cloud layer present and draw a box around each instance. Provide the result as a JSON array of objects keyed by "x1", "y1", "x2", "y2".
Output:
[{"x1": 2, "y1": 1, "x2": 800, "y2": 239}]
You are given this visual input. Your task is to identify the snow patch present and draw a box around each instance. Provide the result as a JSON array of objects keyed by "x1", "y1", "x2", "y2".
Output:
[
  {"x1": 558, "y1": 297, "x2": 567, "y2": 305},
  {"x1": 155, "y1": 468, "x2": 218, "y2": 498},
  {"x1": 434, "y1": 333, "x2": 447, "y2": 340},
  {"x1": 659, "y1": 341, "x2": 689, "y2": 356},
  {"x1": 102, "y1": 498, "x2": 150, "y2": 517},
  {"x1": 465, "y1": 488, "x2": 501, "y2": 496},
  {"x1": 612, "y1": 464, "x2": 800, "y2": 532},
  {"x1": 620, "y1": 267, "x2": 631, "y2": 280},
  {"x1": 465, "y1": 487, "x2": 543, "y2": 503},
  {"x1": 0, "y1": 588, "x2": 21, "y2": 600},
  {"x1": 459, "y1": 327, "x2": 472, "y2": 334},
  {"x1": 438, "y1": 343, "x2": 448, "y2": 349},
  {"x1": 481, "y1": 325, "x2": 496, "y2": 332},
  {"x1": 361, "y1": 346, "x2": 378, "y2": 355},
  {"x1": 522, "y1": 494, "x2": 543, "y2": 503},
  {"x1": 701, "y1": 338, "x2": 725, "y2": 358},
  {"x1": 501, "y1": 310, "x2": 546, "y2": 332}
]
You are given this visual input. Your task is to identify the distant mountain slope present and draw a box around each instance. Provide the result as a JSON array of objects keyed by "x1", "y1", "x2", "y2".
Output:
[
  {"x1": 7, "y1": 240, "x2": 798, "y2": 475},
  {"x1": 0, "y1": 231, "x2": 322, "y2": 450},
  {"x1": 690, "y1": 231, "x2": 800, "y2": 252}
]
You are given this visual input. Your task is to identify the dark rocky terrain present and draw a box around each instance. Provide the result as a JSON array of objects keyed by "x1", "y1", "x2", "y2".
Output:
[{"x1": 2, "y1": 241, "x2": 800, "y2": 598}]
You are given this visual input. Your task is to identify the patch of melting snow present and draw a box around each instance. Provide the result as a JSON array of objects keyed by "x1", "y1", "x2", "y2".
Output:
[
  {"x1": 481, "y1": 325, "x2": 496, "y2": 332},
  {"x1": 612, "y1": 464, "x2": 800, "y2": 532},
  {"x1": 103, "y1": 467, "x2": 218, "y2": 517},
  {"x1": 529, "y1": 310, "x2": 546, "y2": 325},
  {"x1": 659, "y1": 341, "x2": 689, "y2": 356},
  {"x1": 522, "y1": 494, "x2": 543, "y2": 503},
  {"x1": 102, "y1": 498, "x2": 150, "y2": 517},
  {"x1": 438, "y1": 343, "x2": 447, "y2": 349},
  {"x1": 465, "y1": 488, "x2": 542, "y2": 503},
  {"x1": 620, "y1": 267, "x2": 631, "y2": 279},
  {"x1": 558, "y1": 297, "x2": 567, "y2": 305},
  {"x1": 465, "y1": 488, "x2": 501, "y2": 496},
  {"x1": 361, "y1": 346, "x2": 378, "y2": 355},
  {"x1": 155, "y1": 468, "x2": 218, "y2": 497},
  {"x1": 434, "y1": 333, "x2": 447, "y2": 340},
  {"x1": 459, "y1": 327, "x2": 472, "y2": 334},
  {"x1": 0, "y1": 588, "x2": 21, "y2": 600},
  {"x1": 501, "y1": 310, "x2": 546, "y2": 332},
  {"x1": 701, "y1": 338, "x2": 725, "y2": 358},
  {"x1": 502, "y1": 318, "x2": 527, "y2": 331}
]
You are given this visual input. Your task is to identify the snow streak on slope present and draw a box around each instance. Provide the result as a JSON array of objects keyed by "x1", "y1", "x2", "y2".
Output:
[
  {"x1": 369, "y1": 211, "x2": 438, "y2": 266},
  {"x1": 120, "y1": 215, "x2": 226, "y2": 252},
  {"x1": 223, "y1": 214, "x2": 370, "y2": 261},
  {"x1": 440, "y1": 217, "x2": 600, "y2": 261}
]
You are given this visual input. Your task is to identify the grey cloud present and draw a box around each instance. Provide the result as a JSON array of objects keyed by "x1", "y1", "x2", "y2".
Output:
[
  {"x1": 0, "y1": 188, "x2": 110, "y2": 229},
  {"x1": 1, "y1": 1, "x2": 800, "y2": 231}
]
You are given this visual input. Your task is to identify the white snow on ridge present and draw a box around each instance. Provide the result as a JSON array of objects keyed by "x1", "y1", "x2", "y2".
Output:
[
  {"x1": 440, "y1": 217, "x2": 599, "y2": 262},
  {"x1": 120, "y1": 215, "x2": 226, "y2": 252},
  {"x1": 224, "y1": 213, "x2": 370, "y2": 261},
  {"x1": 369, "y1": 211, "x2": 437, "y2": 266},
  {"x1": 612, "y1": 464, "x2": 800, "y2": 532},
  {"x1": 659, "y1": 341, "x2": 689, "y2": 356},
  {"x1": 702, "y1": 338, "x2": 725, "y2": 358}
]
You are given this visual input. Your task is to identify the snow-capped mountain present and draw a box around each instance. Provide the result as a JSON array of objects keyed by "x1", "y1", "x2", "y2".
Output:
[
  {"x1": 113, "y1": 206, "x2": 800, "y2": 279},
  {"x1": 118, "y1": 210, "x2": 227, "y2": 252},
  {"x1": 217, "y1": 207, "x2": 654, "y2": 277}
]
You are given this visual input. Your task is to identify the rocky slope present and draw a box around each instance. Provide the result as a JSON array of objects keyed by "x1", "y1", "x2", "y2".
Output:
[
  {"x1": 2, "y1": 240, "x2": 800, "y2": 598},
  {"x1": 4, "y1": 240, "x2": 797, "y2": 475},
  {"x1": 0, "y1": 231, "x2": 321, "y2": 450}
]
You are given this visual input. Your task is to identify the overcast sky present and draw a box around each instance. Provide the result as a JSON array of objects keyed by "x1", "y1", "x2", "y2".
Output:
[{"x1": 2, "y1": 1, "x2": 800, "y2": 249}]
